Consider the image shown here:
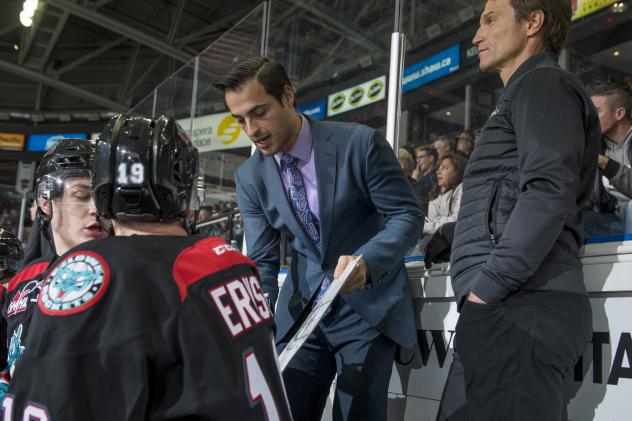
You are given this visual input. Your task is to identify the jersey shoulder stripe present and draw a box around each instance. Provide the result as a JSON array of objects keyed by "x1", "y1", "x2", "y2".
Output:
[
  {"x1": 7, "y1": 261, "x2": 49, "y2": 293},
  {"x1": 172, "y1": 237, "x2": 257, "y2": 302}
]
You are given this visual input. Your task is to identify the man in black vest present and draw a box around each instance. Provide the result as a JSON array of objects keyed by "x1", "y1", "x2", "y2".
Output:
[{"x1": 440, "y1": 1, "x2": 600, "y2": 420}]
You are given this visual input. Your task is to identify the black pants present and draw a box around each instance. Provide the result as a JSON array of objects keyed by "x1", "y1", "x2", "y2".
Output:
[{"x1": 448, "y1": 290, "x2": 592, "y2": 421}]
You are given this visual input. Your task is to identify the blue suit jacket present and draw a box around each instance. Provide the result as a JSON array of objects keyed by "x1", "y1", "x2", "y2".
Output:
[{"x1": 235, "y1": 118, "x2": 423, "y2": 347}]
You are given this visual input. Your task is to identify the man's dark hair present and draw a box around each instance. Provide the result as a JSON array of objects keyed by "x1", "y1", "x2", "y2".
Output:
[
  {"x1": 509, "y1": 0, "x2": 571, "y2": 54},
  {"x1": 213, "y1": 56, "x2": 294, "y2": 106},
  {"x1": 434, "y1": 135, "x2": 455, "y2": 151},
  {"x1": 416, "y1": 145, "x2": 438, "y2": 162},
  {"x1": 588, "y1": 81, "x2": 632, "y2": 123}
]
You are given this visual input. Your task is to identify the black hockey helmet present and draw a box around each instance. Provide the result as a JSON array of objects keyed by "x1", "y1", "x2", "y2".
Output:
[
  {"x1": 35, "y1": 138, "x2": 94, "y2": 223},
  {"x1": 35, "y1": 138, "x2": 94, "y2": 231},
  {"x1": 93, "y1": 114, "x2": 202, "y2": 232},
  {"x1": 0, "y1": 229, "x2": 23, "y2": 282}
]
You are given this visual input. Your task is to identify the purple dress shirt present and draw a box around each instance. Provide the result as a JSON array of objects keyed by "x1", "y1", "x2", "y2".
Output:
[{"x1": 274, "y1": 114, "x2": 320, "y2": 223}]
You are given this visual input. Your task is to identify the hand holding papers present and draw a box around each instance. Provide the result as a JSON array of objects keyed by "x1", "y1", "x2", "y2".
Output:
[{"x1": 279, "y1": 255, "x2": 363, "y2": 371}]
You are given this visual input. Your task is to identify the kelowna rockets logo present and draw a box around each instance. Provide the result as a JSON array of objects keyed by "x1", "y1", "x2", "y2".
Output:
[{"x1": 40, "y1": 252, "x2": 110, "y2": 315}]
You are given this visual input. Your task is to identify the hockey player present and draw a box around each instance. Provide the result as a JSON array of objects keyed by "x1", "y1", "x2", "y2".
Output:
[
  {"x1": 4, "y1": 114, "x2": 292, "y2": 421},
  {"x1": 0, "y1": 229, "x2": 23, "y2": 395},
  {"x1": 0, "y1": 230, "x2": 23, "y2": 284},
  {"x1": 1, "y1": 138, "x2": 105, "y2": 393}
]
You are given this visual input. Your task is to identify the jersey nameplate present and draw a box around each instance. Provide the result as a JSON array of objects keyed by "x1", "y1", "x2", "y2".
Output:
[{"x1": 209, "y1": 275, "x2": 272, "y2": 338}]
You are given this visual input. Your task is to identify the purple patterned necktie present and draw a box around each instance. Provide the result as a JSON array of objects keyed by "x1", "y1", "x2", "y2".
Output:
[{"x1": 280, "y1": 154, "x2": 331, "y2": 305}]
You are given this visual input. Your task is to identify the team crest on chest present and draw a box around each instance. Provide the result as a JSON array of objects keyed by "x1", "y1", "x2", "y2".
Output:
[{"x1": 39, "y1": 251, "x2": 110, "y2": 316}]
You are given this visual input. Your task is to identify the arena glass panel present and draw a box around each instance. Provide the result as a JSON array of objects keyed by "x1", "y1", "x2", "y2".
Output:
[
  {"x1": 398, "y1": 0, "x2": 632, "y2": 248},
  {"x1": 266, "y1": 0, "x2": 396, "y2": 133},
  {"x1": 152, "y1": 61, "x2": 198, "y2": 124},
  {"x1": 192, "y1": 3, "x2": 266, "y2": 248},
  {"x1": 129, "y1": 89, "x2": 156, "y2": 117}
]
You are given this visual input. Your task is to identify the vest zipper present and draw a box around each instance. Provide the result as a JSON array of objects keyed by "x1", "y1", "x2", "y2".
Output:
[{"x1": 487, "y1": 183, "x2": 501, "y2": 246}]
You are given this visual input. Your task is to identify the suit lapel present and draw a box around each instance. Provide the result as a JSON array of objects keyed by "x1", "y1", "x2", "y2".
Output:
[
  {"x1": 311, "y1": 119, "x2": 337, "y2": 261},
  {"x1": 261, "y1": 156, "x2": 319, "y2": 258}
]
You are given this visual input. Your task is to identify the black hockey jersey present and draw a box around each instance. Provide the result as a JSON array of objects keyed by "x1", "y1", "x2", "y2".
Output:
[
  {"x1": 2, "y1": 257, "x2": 52, "y2": 378},
  {"x1": 4, "y1": 235, "x2": 292, "y2": 421}
]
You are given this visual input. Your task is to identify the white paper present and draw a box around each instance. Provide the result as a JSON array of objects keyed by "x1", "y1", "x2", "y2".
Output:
[{"x1": 279, "y1": 255, "x2": 363, "y2": 371}]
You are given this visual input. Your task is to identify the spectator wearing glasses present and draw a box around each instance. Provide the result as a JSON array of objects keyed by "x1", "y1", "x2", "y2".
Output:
[
  {"x1": 412, "y1": 145, "x2": 438, "y2": 193},
  {"x1": 456, "y1": 130, "x2": 476, "y2": 159}
]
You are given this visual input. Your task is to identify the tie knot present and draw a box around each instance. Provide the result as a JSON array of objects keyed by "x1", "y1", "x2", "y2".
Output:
[{"x1": 281, "y1": 153, "x2": 297, "y2": 169}]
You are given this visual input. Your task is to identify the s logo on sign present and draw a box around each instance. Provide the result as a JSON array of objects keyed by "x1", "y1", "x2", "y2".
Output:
[{"x1": 218, "y1": 115, "x2": 242, "y2": 145}]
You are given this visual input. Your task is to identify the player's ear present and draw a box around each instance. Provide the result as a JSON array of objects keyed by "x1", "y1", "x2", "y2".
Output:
[{"x1": 38, "y1": 198, "x2": 51, "y2": 216}]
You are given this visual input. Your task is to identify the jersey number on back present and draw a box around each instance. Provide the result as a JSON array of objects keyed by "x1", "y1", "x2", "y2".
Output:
[
  {"x1": 2, "y1": 396, "x2": 49, "y2": 421},
  {"x1": 244, "y1": 351, "x2": 281, "y2": 421}
]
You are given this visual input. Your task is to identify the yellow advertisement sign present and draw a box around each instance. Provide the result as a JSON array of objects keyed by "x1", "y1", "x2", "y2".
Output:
[
  {"x1": 177, "y1": 112, "x2": 251, "y2": 153},
  {"x1": 0, "y1": 133, "x2": 25, "y2": 151},
  {"x1": 572, "y1": 0, "x2": 616, "y2": 21}
]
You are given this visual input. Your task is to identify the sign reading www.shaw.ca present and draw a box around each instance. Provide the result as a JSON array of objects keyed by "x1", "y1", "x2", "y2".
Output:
[{"x1": 402, "y1": 44, "x2": 461, "y2": 94}]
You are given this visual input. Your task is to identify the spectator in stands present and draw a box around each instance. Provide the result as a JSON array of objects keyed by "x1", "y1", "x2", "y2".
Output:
[
  {"x1": 422, "y1": 154, "x2": 467, "y2": 237},
  {"x1": 398, "y1": 148, "x2": 416, "y2": 182},
  {"x1": 399, "y1": 148, "x2": 430, "y2": 215},
  {"x1": 457, "y1": 130, "x2": 476, "y2": 159},
  {"x1": 412, "y1": 145, "x2": 438, "y2": 192},
  {"x1": 433, "y1": 135, "x2": 455, "y2": 159},
  {"x1": 198, "y1": 207, "x2": 212, "y2": 223},
  {"x1": 589, "y1": 82, "x2": 632, "y2": 232}
]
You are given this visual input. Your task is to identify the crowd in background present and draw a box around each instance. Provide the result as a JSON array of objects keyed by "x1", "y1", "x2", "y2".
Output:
[
  {"x1": 0, "y1": 192, "x2": 21, "y2": 236},
  {"x1": 5, "y1": 80, "x2": 632, "y2": 259},
  {"x1": 197, "y1": 200, "x2": 244, "y2": 248},
  {"x1": 398, "y1": 129, "x2": 480, "y2": 255}
]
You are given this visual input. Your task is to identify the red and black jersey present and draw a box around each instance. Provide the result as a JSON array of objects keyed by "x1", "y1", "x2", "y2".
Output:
[
  {"x1": 5, "y1": 235, "x2": 292, "y2": 421},
  {"x1": 2, "y1": 256, "x2": 53, "y2": 376}
]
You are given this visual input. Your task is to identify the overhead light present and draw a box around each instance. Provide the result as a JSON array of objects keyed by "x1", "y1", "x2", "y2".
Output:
[
  {"x1": 446, "y1": 111, "x2": 452, "y2": 116},
  {"x1": 12, "y1": 43, "x2": 19, "y2": 51},
  {"x1": 613, "y1": 50, "x2": 621, "y2": 57},
  {"x1": 19, "y1": 10, "x2": 32, "y2": 27},
  {"x1": 612, "y1": 2, "x2": 628, "y2": 13},
  {"x1": 19, "y1": 0, "x2": 38, "y2": 27}
]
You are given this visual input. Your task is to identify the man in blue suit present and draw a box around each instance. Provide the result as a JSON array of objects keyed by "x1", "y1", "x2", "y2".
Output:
[{"x1": 214, "y1": 57, "x2": 423, "y2": 421}]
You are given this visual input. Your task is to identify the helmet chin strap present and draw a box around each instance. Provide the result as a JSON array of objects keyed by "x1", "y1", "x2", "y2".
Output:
[{"x1": 39, "y1": 204, "x2": 59, "y2": 258}]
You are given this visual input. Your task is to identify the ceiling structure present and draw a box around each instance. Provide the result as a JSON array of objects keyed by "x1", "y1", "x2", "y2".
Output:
[
  {"x1": 0, "y1": 0, "x2": 261, "y2": 124},
  {"x1": 0, "y1": 0, "x2": 483, "y2": 126}
]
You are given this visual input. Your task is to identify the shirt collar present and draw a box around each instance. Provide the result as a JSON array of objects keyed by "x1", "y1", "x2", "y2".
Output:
[
  {"x1": 274, "y1": 114, "x2": 312, "y2": 166},
  {"x1": 505, "y1": 52, "x2": 558, "y2": 88}
]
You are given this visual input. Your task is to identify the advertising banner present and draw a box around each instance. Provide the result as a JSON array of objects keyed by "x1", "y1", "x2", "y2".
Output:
[
  {"x1": 0, "y1": 133, "x2": 25, "y2": 151},
  {"x1": 177, "y1": 112, "x2": 251, "y2": 154},
  {"x1": 26, "y1": 133, "x2": 88, "y2": 152},
  {"x1": 386, "y1": 276, "x2": 632, "y2": 420},
  {"x1": 403, "y1": 44, "x2": 461, "y2": 93},
  {"x1": 327, "y1": 76, "x2": 386, "y2": 117},
  {"x1": 572, "y1": 0, "x2": 617, "y2": 21},
  {"x1": 297, "y1": 98, "x2": 327, "y2": 120}
]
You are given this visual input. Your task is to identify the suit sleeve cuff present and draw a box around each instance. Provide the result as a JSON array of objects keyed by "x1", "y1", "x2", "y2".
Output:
[
  {"x1": 603, "y1": 159, "x2": 621, "y2": 179},
  {"x1": 469, "y1": 269, "x2": 513, "y2": 304}
]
